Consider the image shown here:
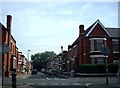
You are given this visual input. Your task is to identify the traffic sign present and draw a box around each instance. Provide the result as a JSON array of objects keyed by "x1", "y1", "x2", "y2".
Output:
[{"x1": 0, "y1": 43, "x2": 9, "y2": 54}]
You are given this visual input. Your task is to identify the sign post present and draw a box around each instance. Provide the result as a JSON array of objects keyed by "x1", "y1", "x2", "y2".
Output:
[{"x1": 0, "y1": 43, "x2": 9, "y2": 86}]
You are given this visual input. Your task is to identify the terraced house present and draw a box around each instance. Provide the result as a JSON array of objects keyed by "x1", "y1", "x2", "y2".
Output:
[
  {"x1": 66, "y1": 20, "x2": 120, "y2": 73},
  {"x1": 0, "y1": 15, "x2": 31, "y2": 77}
]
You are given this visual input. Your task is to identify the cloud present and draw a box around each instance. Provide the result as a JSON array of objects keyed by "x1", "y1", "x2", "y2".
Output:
[{"x1": 59, "y1": 20, "x2": 75, "y2": 30}]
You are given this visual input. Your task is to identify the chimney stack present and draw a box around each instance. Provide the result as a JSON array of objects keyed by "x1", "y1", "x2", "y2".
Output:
[
  {"x1": 7, "y1": 15, "x2": 12, "y2": 32},
  {"x1": 79, "y1": 25, "x2": 84, "y2": 37},
  {"x1": 7, "y1": 15, "x2": 12, "y2": 46}
]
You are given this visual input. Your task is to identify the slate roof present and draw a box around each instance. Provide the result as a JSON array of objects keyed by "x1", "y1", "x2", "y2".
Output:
[{"x1": 106, "y1": 28, "x2": 120, "y2": 38}]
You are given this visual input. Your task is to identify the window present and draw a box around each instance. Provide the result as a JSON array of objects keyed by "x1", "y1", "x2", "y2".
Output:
[
  {"x1": 90, "y1": 40, "x2": 94, "y2": 51},
  {"x1": 96, "y1": 40, "x2": 103, "y2": 51},
  {"x1": 112, "y1": 39, "x2": 119, "y2": 52},
  {"x1": 97, "y1": 57, "x2": 104, "y2": 64},
  {"x1": 90, "y1": 39, "x2": 104, "y2": 51},
  {"x1": 90, "y1": 57, "x2": 95, "y2": 64}
]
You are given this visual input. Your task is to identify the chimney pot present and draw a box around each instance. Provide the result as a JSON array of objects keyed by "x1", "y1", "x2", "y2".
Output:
[{"x1": 79, "y1": 24, "x2": 84, "y2": 36}]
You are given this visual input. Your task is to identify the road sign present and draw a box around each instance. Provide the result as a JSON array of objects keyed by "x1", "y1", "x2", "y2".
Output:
[{"x1": 0, "y1": 43, "x2": 9, "y2": 54}]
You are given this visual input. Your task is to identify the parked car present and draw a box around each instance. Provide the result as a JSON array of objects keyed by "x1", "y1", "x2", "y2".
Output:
[
  {"x1": 31, "y1": 69, "x2": 37, "y2": 74},
  {"x1": 41, "y1": 68, "x2": 46, "y2": 73},
  {"x1": 49, "y1": 69, "x2": 58, "y2": 76}
]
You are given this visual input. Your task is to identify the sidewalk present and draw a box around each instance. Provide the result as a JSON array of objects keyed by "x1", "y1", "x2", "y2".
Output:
[
  {"x1": 61, "y1": 72, "x2": 117, "y2": 77},
  {"x1": 1, "y1": 73, "x2": 31, "y2": 88},
  {"x1": 87, "y1": 84, "x2": 120, "y2": 88},
  {"x1": 2, "y1": 85, "x2": 33, "y2": 88},
  {"x1": 16, "y1": 73, "x2": 31, "y2": 78}
]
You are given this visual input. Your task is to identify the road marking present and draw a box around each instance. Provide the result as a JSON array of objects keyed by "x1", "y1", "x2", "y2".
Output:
[
  {"x1": 38, "y1": 83, "x2": 47, "y2": 85},
  {"x1": 31, "y1": 79, "x2": 39, "y2": 80},
  {"x1": 54, "y1": 78, "x2": 59, "y2": 80},
  {"x1": 46, "y1": 78, "x2": 49, "y2": 80},
  {"x1": 86, "y1": 83, "x2": 92, "y2": 86},
  {"x1": 61, "y1": 79, "x2": 67, "y2": 80},
  {"x1": 73, "y1": 83, "x2": 82, "y2": 85},
  {"x1": 61, "y1": 83, "x2": 71, "y2": 85},
  {"x1": 40, "y1": 79, "x2": 46, "y2": 80},
  {"x1": 27, "y1": 83, "x2": 35, "y2": 85},
  {"x1": 49, "y1": 83, "x2": 59, "y2": 85}
]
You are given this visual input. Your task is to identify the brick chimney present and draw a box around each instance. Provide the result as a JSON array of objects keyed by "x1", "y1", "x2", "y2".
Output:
[
  {"x1": 79, "y1": 25, "x2": 84, "y2": 37},
  {"x1": 7, "y1": 15, "x2": 12, "y2": 33}
]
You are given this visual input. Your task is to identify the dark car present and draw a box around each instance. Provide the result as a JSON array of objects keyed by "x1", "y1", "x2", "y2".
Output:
[
  {"x1": 49, "y1": 69, "x2": 58, "y2": 76},
  {"x1": 31, "y1": 69, "x2": 37, "y2": 74}
]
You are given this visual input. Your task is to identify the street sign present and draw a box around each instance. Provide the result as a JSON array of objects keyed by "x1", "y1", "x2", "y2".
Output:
[{"x1": 0, "y1": 43, "x2": 9, "y2": 54}]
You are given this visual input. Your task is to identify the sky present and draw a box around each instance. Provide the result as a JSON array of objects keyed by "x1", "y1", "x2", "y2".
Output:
[{"x1": 0, "y1": 1, "x2": 119, "y2": 60}]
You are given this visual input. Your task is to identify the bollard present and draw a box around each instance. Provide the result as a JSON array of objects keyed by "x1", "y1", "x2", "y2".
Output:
[{"x1": 11, "y1": 69, "x2": 17, "y2": 88}]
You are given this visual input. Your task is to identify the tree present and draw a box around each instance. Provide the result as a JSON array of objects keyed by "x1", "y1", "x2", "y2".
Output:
[{"x1": 31, "y1": 51, "x2": 56, "y2": 71}]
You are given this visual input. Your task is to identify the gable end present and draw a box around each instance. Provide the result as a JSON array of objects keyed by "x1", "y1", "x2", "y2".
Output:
[{"x1": 86, "y1": 20, "x2": 111, "y2": 37}]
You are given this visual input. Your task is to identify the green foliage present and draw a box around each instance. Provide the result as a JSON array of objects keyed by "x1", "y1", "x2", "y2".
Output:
[
  {"x1": 108, "y1": 64, "x2": 118, "y2": 73},
  {"x1": 79, "y1": 64, "x2": 118, "y2": 73},
  {"x1": 31, "y1": 51, "x2": 56, "y2": 71}
]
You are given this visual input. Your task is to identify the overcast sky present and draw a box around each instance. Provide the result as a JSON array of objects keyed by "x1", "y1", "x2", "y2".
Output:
[{"x1": 1, "y1": 1, "x2": 119, "y2": 59}]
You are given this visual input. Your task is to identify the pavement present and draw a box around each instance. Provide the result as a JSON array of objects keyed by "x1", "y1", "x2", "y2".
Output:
[
  {"x1": 16, "y1": 73, "x2": 31, "y2": 78},
  {"x1": 1, "y1": 73, "x2": 120, "y2": 88},
  {"x1": 1, "y1": 73, "x2": 32, "y2": 88}
]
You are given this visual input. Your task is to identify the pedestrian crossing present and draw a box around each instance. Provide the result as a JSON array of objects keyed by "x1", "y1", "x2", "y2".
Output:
[
  {"x1": 25, "y1": 82, "x2": 82, "y2": 86},
  {"x1": 29, "y1": 78, "x2": 67, "y2": 81}
]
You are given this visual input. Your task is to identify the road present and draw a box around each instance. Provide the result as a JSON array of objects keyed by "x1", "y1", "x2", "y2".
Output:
[{"x1": 2, "y1": 72, "x2": 119, "y2": 88}]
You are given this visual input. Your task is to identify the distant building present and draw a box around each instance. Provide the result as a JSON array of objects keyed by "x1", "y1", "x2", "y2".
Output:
[{"x1": 67, "y1": 20, "x2": 120, "y2": 73}]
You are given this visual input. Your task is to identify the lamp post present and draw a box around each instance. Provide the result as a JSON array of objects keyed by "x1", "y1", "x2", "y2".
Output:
[
  {"x1": 28, "y1": 50, "x2": 30, "y2": 61},
  {"x1": 27, "y1": 50, "x2": 30, "y2": 74},
  {"x1": 101, "y1": 43, "x2": 110, "y2": 85}
]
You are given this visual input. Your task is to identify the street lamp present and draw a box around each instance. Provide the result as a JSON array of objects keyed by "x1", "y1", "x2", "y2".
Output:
[
  {"x1": 28, "y1": 50, "x2": 30, "y2": 61},
  {"x1": 27, "y1": 50, "x2": 31, "y2": 74},
  {"x1": 101, "y1": 43, "x2": 110, "y2": 85}
]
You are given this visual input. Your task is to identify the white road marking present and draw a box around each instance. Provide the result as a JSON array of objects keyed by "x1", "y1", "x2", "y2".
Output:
[
  {"x1": 61, "y1": 83, "x2": 71, "y2": 85},
  {"x1": 49, "y1": 83, "x2": 59, "y2": 85},
  {"x1": 27, "y1": 83, "x2": 35, "y2": 85},
  {"x1": 61, "y1": 79, "x2": 67, "y2": 80},
  {"x1": 40, "y1": 79, "x2": 46, "y2": 80},
  {"x1": 38, "y1": 83, "x2": 47, "y2": 85},
  {"x1": 46, "y1": 78, "x2": 49, "y2": 80},
  {"x1": 73, "y1": 83, "x2": 82, "y2": 85},
  {"x1": 54, "y1": 78, "x2": 59, "y2": 80},
  {"x1": 86, "y1": 83, "x2": 92, "y2": 86}
]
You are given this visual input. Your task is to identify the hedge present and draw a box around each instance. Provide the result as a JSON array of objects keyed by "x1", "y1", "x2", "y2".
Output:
[{"x1": 79, "y1": 64, "x2": 118, "y2": 73}]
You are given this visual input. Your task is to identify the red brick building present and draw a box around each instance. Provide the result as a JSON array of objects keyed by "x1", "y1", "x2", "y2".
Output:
[
  {"x1": 67, "y1": 20, "x2": 120, "y2": 73},
  {"x1": 0, "y1": 15, "x2": 31, "y2": 77},
  {"x1": 0, "y1": 15, "x2": 19, "y2": 77}
]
